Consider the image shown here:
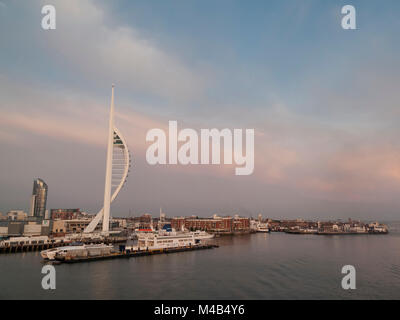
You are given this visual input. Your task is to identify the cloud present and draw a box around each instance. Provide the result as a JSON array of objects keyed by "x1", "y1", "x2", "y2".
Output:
[
  {"x1": 2, "y1": 75, "x2": 400, "y2": 205},
  {"x1": 1, "y1": 75, "x2": 400, "y2": 217},
  {"x1": 38, "y1": 0, "x2": 205, "y2": 101},
  {"x1": 0, "y1": 76, "x2": 160, "y2": 153},
  {"x1": 1, "y1": 1, "x2": 400, "y2": 217}
]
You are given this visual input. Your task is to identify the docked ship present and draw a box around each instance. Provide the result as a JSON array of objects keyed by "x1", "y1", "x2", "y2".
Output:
[
  {"x1": 256, "y1": 223, "x2": 270, "y2": 233},
  {"x1": 250, "y1": 217, "x2": 270, "y2": 233},
  {"x1": 41, "y1": 245, "x2": 82, "y2": 260},
  {"x1": 41, "y1": 229, "x2": 214, "y2": 260},
  {"x1": 41, "y1": 243, "x2": 114, "y2": 261},
  {"x1": 133, "y1": 223, "x2": 214, "y2": 241},
  {"x1": 125, "y1": 227, "x2": 214, "y2": 252},
  {"x1": 127, "y1": 231, "x2": 199, "y2": 251}
]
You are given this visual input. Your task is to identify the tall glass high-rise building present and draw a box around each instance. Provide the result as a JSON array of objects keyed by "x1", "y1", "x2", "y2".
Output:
[{"x1": 29, "y1": 178, "x2": 48, "y2": 218}]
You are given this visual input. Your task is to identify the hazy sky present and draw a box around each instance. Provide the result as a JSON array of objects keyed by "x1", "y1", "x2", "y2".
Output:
[{"x1": 0, "y1": 0, "x2": 400, "y2": 220}]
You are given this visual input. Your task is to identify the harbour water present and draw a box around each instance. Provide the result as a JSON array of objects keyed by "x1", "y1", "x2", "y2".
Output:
[{"x1": 1, "y1": 222, "x2": 400, "y2": 300}]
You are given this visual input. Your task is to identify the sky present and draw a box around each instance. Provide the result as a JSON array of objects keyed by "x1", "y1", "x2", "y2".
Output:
[{"x1": 0, "y1": 0, "x2": 400, "y2": 220}]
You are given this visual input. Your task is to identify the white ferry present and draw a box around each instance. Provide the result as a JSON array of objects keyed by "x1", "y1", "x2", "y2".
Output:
[
  {"x1": 256, "y1": 223, "x2": 270, "y2": 233},
  {"x1": 126, "y1": 229, "x2": 213, "y2": 252},
  {"x1": 41, "y1": 243, "x2": 114, "y2": 260},
  {"x1": 139, "y1": 232, "x2": 197, "y2": 250}
]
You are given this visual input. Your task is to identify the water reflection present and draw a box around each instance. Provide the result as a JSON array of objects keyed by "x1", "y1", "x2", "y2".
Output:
[{"x1": 1, "y1": 229, "x2": 400, "y2": 299}]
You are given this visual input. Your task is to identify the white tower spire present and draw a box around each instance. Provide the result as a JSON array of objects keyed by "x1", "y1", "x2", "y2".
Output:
[
  {"x1": 102, "y1": 84, "x2": 115, "y2": 232},
  {"x1": 84, "y1": 84, "x2": 130, "y2": 234}
]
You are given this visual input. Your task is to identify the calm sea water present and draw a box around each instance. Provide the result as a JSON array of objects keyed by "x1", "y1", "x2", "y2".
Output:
[{"x1": 2, "y1": 222, "x2": 400, "y2": 300}]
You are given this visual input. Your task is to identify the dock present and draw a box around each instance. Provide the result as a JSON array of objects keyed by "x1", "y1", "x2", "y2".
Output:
[{"x1": 49, "y1": 244, "x2": 219, "y2": 264}]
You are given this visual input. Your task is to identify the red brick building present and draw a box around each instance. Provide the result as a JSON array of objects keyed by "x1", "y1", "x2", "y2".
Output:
[
  {"x1": 51, "y1": 208, "x2": 81, "y2": 220},
  {"x1": 171, "y1": 215, "x2": 249, "y2": 233},
  {"x1": 171, "y1": 217, "x2": 186, "y2": 231},
  {"x1": 233, "y1": 216, "x2": 250, "y2": 231}
]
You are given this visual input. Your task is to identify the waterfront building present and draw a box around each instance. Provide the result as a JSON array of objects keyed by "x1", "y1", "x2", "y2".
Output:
[
  {"x1": 23, "y1": 222, "x2": 42, "y2": 236},
  {"x1": 171, "y1": 217, "x2": 186, "y2": 231},
  {"x1": 184, "y1": 217, "x2": 225, "y2": 232},
  {"x1": 51, "y1": 208, "x2": 81, "y2": 220},
  {"x1": 171, "y1": 215, "x2": 250, "y2": 233},
  {"x1": 111, "y1": 218, "x2": 127, "y2": 229},
  {"x1": 0, "y1": 219, "x2": 50, "y2": 237},
  {"x1": 139, "y1": 213, "x2": 153, "y2": 230},
  {"x1": 52, "y1": 219, "x2": 92, "y2": 236},
  {"x1": 7, "y1": 210, "x2": 28, "y2": 221},
  {"x1": 233, "y1": 216, "x2": 250, "y2": 231},
  {"x1": 52, "y1": 220, "x2": 66, "y2": 235},
  {"x1": 0, "y1": 227, "x2": 7, "y2": 237},
  {"x1": 29, "y1": 178, "x2": 48, "y2": 218}
]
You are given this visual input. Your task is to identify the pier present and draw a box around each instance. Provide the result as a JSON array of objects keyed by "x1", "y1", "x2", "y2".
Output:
[
  {"x1": 0, "y1": 236, "x2": 127, "y2": 254},
  {"x1": 49, "y1": 244, "x2": 219, "y2": 264},
  {"x1": 1, "y1": 242, "x2": 63, "y2": 254}
]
